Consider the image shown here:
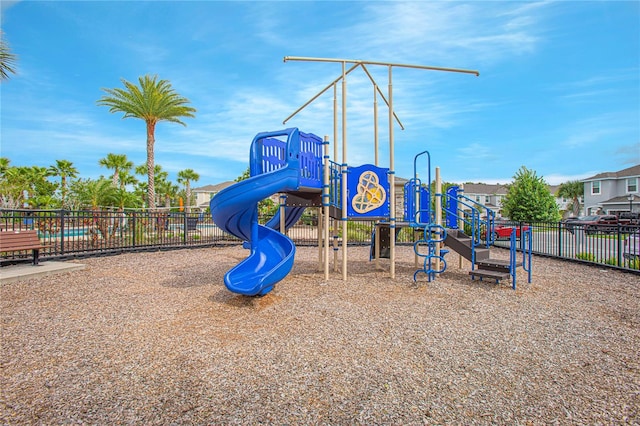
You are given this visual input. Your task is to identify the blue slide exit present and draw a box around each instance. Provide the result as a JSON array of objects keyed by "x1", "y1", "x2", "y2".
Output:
[{"x1": 210, "y1": 128, "x2": 323, "y2": 296}]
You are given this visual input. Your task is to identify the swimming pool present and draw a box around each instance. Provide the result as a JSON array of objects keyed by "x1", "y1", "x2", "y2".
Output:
[{"x1": 40, "y1": 228, "x2": 89, "y2": 238}]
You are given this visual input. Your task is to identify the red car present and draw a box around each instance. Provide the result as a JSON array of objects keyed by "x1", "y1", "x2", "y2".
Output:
[
  {"x1": 583, "y1": 215, "x2": 620, "y2": 235},
  {"x1": 483, "y1": 222, "x2": 530, "y2": 240}
]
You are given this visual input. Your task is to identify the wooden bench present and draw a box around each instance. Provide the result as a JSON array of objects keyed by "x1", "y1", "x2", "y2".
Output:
[{"x1": 0, "y1": 230, "x2": 47, "y2": 265}]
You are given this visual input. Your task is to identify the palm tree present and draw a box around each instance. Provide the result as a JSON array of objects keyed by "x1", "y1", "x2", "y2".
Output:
[
  {"x1": 113, "y1": 187, "x2": 141, "y2": 211},
  {"x1": 118, "y1": 169, "x2": 139, "y2": 191},
  {"x1": 71, "y1": 178, "x2": 119, "y2": 245},
  {"x1": 71, "y1": 178, "x2": 117, "y2": 210},
  {"x1": 49, "y1": 159, "x2": 79, "y2": 208},
  {"x1": 0, "y1": 31, "x2": 18, "y2": 81},
  {"x1": 157, "y1": 180, "x2": 179, "y2": 209},
  {"x1": 135, "y1": 163, "x2": 168, "y2": 206},
  {"x1": 0, "y1": 157, "x2": 10, "y2": 176},
  {"x1": 98, "y1": 153, "x2": 133, "y2": 188},
  {"x1": 20, "y1": 166, "x2": 54, "y2": 208},
  {"x1": 557, "y1": 180, "x2": 584, "y2": 217},
  {"x1": 2, "y1": 165, "x2": 28, "y2": 208},
  {"x1": 97, "y1": 75, "x2": 196, "y2": 209},
  {"x1": 177, "y1": 168, "x2": 200, "y2": 213}
]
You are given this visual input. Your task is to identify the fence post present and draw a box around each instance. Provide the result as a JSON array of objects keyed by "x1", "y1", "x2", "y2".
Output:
[
  {"x1": 617, "y1": 225, "x2": 622, "y2": 267},
  {"x1": 183, "y1": 211, "x2": 188, "y2": 244},
  {"x1": 557, "y1": 221, "x2": 562, "y2": 258},
  {"x1": 132, "y1": 212, "x2": 137, "y2": 246},
  {"x1": 59, "y1": 209, "x2": 66, "y2": 255}
]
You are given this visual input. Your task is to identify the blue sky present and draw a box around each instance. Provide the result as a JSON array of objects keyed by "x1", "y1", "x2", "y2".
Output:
[{"x1": 1, "y1": 1, "x2": 639, "y2": 188}]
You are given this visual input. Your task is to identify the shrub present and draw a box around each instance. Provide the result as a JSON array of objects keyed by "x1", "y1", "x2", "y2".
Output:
[
  {"x1": 576, "y1": 252, "x2": 595, "y2": 262},
  {"x1": 626, "y1": 258, "x2": 640, "y2": 270}
]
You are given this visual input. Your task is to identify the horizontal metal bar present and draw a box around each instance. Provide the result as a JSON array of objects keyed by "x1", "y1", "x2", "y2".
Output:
[{"x1": 284, "y1": 56, "x2": 479, "y2": 77}]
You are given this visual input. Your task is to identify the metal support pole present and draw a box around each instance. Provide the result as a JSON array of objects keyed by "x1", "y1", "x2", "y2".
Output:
[
  {"x1": 459, "y1": 183, "x2": 464, "y2": 269},
  {"x1": 388, "y1": 65, "x2": 396, "y2": 280},
  {"x1": 333, "y1": 83, "x2": 339, "y2": 273},
  {"x1": 323, "y1": 136, "x2": 330, "y2": 281},
  {"x1": 279, "y1": 194, "x2": 286, "y2": 234},
  {"x1": 435, "y1": 167, "x2": 442, "y2": 274},
  {"x1": 375, "y1": 224, "x2": 380, "y2": 269},
  {"x1": 341, "y1": 61, "x2": 348, "y2": 281},
  {"x1": 373, "y1": 84, "x2": 378, "y2": 166},
  {"x1": 318, "y1": 206, "x2": 323, "y2": 270}
]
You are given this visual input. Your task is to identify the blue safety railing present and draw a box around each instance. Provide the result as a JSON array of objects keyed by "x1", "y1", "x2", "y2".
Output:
[
  {"x1": 249, "y1": 128, "x2": 323, "y2": 189},
  {"x1": 509, "y1": 225, "x2": 533, "y2": 290}
]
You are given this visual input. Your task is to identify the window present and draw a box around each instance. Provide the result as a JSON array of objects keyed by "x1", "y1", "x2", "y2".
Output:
[
  {"x1": 475, "y1": 195, "x2": 480, "y2": 202},
  {"x1": 592, "y1": 181, "x2": 601, "y2": 195},
  {"x1": 627, "y1": 177, "x2": 638, "y2": 193},
  {"x1": 485, "y1": 196, "x2": 490, "y2": 203}
]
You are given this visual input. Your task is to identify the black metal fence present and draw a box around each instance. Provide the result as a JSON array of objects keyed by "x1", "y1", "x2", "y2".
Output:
[
  {"x1": 1, "y1": 209, "x2": 639, "y2": 273},
  {"x1": 492, "y1": 221, "x2": 639, "y2": 272}
]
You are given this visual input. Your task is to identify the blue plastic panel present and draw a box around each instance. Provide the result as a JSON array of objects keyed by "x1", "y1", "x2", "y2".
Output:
[
  {"x1": 446, "y1": 186, "x2": 459, "y2": 228},
  {"x1": 298, "y1": 131, "x2": 323, "y2": 188},
  {"x1": 347, "y1": 164, "x2": 390, "y2": 218}
]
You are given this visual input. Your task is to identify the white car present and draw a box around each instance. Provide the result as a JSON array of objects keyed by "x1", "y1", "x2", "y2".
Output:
[{"x1": 623, "y1": 232, "x2": 640, "y2": 260}]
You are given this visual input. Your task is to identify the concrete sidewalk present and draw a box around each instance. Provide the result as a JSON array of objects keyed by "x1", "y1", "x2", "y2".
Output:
[{"x1": 1, "y1": 261, "x2": 86, "y2": 284}]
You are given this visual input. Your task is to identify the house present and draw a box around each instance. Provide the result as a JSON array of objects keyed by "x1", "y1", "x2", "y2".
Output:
[
  {"x1": 194, "y1": 181, "x2": 299, "y2": 211},
  {"x1": 581, "y1": 164, "x2": 639, "y2": 215},
  {"x1": 192, "y1": 181, "x2": 235, "y2": 209},
  {"x1": 459, "y1": 183, "x2": 508, "y2": 217},
  {"x1": 461, "y1": 183, "x2": 574, "y2": 217},
  {"x1": 548, "y1": 184, "x2": 582, "y2": 216}
]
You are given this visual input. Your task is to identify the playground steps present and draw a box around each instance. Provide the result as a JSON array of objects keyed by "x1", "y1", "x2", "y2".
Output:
[
  {"x1": 469, "y1": 268, "x2": 510, "y2": 282},
  {"x1": 443, "y1": 229, "x2": 490, "y2": 262},
  {"x1": 445, "y1": 229, "x2": 515, "y2": 284},
  {"x1": 470, "y1": 259, "x2": 519, "y2": 283}
]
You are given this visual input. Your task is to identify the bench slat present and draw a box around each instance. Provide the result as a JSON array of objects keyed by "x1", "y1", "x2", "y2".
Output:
[
  {"x1": 0, "y1": 231, "x2": 45, "y2": 265},
  {"x1": 1, "y1": 244, "x2": 44, "y2": 251}
]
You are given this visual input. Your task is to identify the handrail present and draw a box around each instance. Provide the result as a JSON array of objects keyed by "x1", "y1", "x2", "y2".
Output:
[
  {"x1": 457, "y1": 194, "x2": 496, "y2": 247},
  {"x1": 522, "y1": 226, "x2": 533, "y2": 283},
  {"x1": 509, "y1": 229, "x2": 517, "y2": 289}
]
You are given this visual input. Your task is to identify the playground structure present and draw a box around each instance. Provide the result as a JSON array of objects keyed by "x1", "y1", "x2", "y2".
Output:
[{"x1": 210, "y1": 57, "x2": 532, "y2": 296}]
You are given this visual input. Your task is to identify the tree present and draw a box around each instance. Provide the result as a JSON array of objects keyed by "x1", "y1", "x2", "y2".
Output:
[
  {"x1": 135, "y1": 163, "x2": 168, "y2": 207},
  {"x1": 97, "y1": 75, "x2": 196, "y2": 209},
  {"x1": 49, "y1": 159, "x2": 79, "y2": 208},
  {"x1": 1, "y1": 164, "x2": 28, "y2": 209},
  {"x1": 177, "y1": 168, "x2": 200, "y2": 212},
  {"x1": 113, "y1": 187, "x2": 141, "y2": 211},
  {"x1": 235, "y1": 166, "x2": 251, "y2": 182},
  {"x1": 156, "y1": 180, "x2": 179, "y2": 209},
  {"x1": 118, "y1": 169, "x2": 139, "y2": 191},
  {"x1": 71, "y1": 178, "x2": 118, "y2": 211},
  {"x1": 98, "y1": 153, "x2": 133, "y2": 188},
  {"x1": 0, "y1": 31, "x2": 17, "y2": 81},
  {"x1": 501, "y1": 166, "x2": 560, "y2": 222},
  {"x1": 21, "y1": 166, "x2": 56, "y2": 208},
  {"x1": 0, "y1": 157, "x2": 9, "y2": 175},
  {"x1": 556, "y1": 180, "x2": 584, "y2": 217},
  {"x1": 70, "y1": 178, "x2": 119, "y2": 246}
]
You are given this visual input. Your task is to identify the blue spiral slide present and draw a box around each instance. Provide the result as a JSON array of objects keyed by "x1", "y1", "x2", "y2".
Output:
[{"x1": 210, "y1": 128, "x2": 322, "y2": 296}]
